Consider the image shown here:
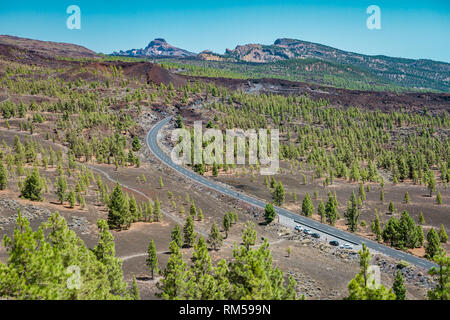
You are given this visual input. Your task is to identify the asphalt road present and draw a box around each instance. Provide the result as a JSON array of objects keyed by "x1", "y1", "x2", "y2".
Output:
[{"x1": 146, "y1": 116, "x2": 437, "y2": 270}]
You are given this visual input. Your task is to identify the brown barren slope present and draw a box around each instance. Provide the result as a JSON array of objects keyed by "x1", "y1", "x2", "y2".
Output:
[{"x1": 0, "y1": 35, "x2": 98, "y2": 59}]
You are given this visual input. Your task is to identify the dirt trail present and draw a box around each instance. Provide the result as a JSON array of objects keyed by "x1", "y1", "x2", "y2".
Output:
[{"x1": 87, "y1": 165, "x2": 208, "y2": 238}]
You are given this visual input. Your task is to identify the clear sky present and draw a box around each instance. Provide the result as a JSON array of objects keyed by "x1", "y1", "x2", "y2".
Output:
[{"x1": 0, "y1": 0, "x2": 449, "y2": 62}]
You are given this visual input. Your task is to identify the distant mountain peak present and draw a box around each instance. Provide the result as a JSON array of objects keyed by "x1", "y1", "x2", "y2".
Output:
[
  {"x1": 113, "y1": 38, "x2": 196, "y2": 58},
  {"x1": 274, "y1": 38, "x2": 301, "y2": 45}
]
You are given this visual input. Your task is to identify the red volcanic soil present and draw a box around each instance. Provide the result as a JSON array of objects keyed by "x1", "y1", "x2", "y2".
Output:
[
  {"x1": 0, "y1": 41, "x2": 186, "y2": 88},
  {"x1": 119, "y1": 61, "x2": 187, "y2": 87}
]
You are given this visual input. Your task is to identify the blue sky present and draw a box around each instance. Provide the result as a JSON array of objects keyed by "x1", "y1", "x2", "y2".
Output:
[{"x1": 1, "y1": 1, "x2": 449, "y2": 62}]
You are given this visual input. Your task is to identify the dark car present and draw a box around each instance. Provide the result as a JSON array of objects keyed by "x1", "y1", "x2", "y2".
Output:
[
  {"x1": 311, "y1": 233, "x2": 320, "y2": 238},
  {"x1": 329, "y1": 240, "x2": 339, "y2": 246}
]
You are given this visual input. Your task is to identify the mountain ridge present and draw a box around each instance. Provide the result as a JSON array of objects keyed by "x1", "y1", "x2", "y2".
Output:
[
  {"x1": 113, "y1": 38, "x2": 196, "y2": 58},
  {"x1": 126, "y1": 37, "x2": 448, "y2": 92},
  {"x1": 227, "y1": 38, "x2": 450, "y2": 91}
]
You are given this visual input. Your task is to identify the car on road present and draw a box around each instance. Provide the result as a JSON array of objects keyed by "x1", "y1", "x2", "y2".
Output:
[
  {"x1": 294, "y1": 225, "x2": 303, "y2": 231},
  {"x1": 329, "y1": 240, "x2": 339, "y2": 246},
  {"x1": 303, "y1": 229, "x2": 312, "y2": 235},
  {"x1": 311, "y1": 233, "x2": 320, "y2": 238},
  {"x1": 340, "y1": 243, "x2": 353, "y2": 250}
]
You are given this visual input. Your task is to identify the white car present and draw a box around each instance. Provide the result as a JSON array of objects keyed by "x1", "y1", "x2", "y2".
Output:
[
  {"x1": 294, "y1": 225, "x2": 303, "y2": 231},
  {"x1": 303, "y1": 229, "x2": 312, "y2": 235},
  {"x1": 340, "y1": 243, "x2": 353, "y2": 250}
]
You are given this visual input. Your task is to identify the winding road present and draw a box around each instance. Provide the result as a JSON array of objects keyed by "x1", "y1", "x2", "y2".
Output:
[{"x1": 147, "y1": 116, "x2": 438, "y2": 270}]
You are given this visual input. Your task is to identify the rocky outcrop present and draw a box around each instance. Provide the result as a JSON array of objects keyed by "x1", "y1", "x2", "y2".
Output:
[
  {"x1": 113, "y1": 38, "x2": 196, "y2": 58},
  {"x1": 197, "y1": 50, "x2": 224, "y2": 61},
  {"x1": 0, "y1": 198, "x2": 52, "y2": 227}
]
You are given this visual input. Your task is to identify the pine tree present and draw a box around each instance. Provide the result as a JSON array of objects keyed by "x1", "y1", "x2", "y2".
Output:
[
  {"x1": 436, "y1": 191, "x2": 442, "y2": 205},
  {"x1": 427, "y1": 171, "x2": 436, "y2": 197},
  {"x1": 170, "y1": 224, "x2": 183, "y2": 248},
  {"x1": 20, "y1": 167, "x2": 44, "y2": 201},
  {"x1": 146, "y1": 239, "x2": 159, "y2": 279},
  {"x1": 382, "y1": 217, "x2": 401, "y2": 247},
  {"x1": 358, "y1": 183, "x2": 366, "y2": 201},
  {"x1": 380, "y1": 189, "x2": 384, "y2": 203},
  {"x1": 130, "y1": 275, "x2": 140, "y2": 300},
  {"x1": 317, "y1": 201, "x2": 326, "y2": 223},
  {"x1": 233, "y1": 211, "x2": 238, "y2": 224},
  {"x1": 227, "y1": 211, "x2": 236, "y2": 224},
  {"x1": 207, "y1": 222, "x2": 223, "y2": 251},
  {"x1": 416, "y1": 225, "x2": 424, "y2": 247},
  {"x1": 79, "y1": 194, "x2": 86, "y2": 209},
  {"x1": 388, "y1": 201, "x2": 395, "y2": 214},
  {"x1": 272, "y1": 181, "x2": 285, "y2": 206},
  {"x1": 153, "y1": 198, "x2": 162, "y2": 222},
  {"x1": 223, "y1": 212, "x2": 231, "y2": 238},
  {"x1": 242, "y1": 221, "x2": 256, "y2": 250},
  {"x1": 186, "y1": 237, "x2": 216, "y2": 299},
  {"x1": 159, "y1": 176, "x2": 164, "y2": 189},
  {"x1": 132, "y1": 136, "x2": 142, "y2": 151},
  {"x1": 175, "y1": 115, "x2": 184, "y2": 129},
  {"x1": 418, "y1": 212, "x2": 425, "y2": 225},
  {"x1": 0, "y1": 162, "x2": 7, "y2": 190},
  {"x1": 127, "y1": 150, "x2": 135, "y2": 166},
  {"x1": 350, "y1": 161, "x2": 360, "y2": 182},
  {"x1": 393, "y1": 270, "x2": 406, "y2": 300},
  {"x1": 197, "y1": 207, "x2": 203, "y2": 221},
  {"x1": 93, "y1": 219, "x2": 129, "y2": 297},
  {"x1": 157, "y1": 241, "x2": 188, "y2": 299},
  {"x1": 301, "y1": 193, "x2": 314, "y2": 217},
  {"x1": 427, "y1": 252, "x2": 449, "y2": 300},
  {"x1": 345, "y1": 191, "x2": 360, "y2": 232},
  {"x1": 404, "y1": 191, "x2": 410, "y2": 204},
  {"x1": 438, "y1": 224, "x2": 448, "y2": 243},
  {"x1": 425, "y1": 228, "x2": 443, "y2": 259},
  {"x1": 399, "y1": 211, "x2": 418, "y2": 248},
  {"x1": 345, "y1": 243, "x2": 396, "y2": 300},
  {"x1": 189, "y1": 201, "x2": 197, "y2": 217},
  {"x1": 183, "y1": 215, "x2": 195, "y2": 247},
  {"x1": 67, "y1": 189, "x2": 76, "y2": 208},
  {"x1": 371, "y1": 211, "x2": 382, "y2": 241},
  {"x1": 128, "y1": 195, "x2": 138, "y2": 222},
  {"x1": 264, "y1": 203, "x2": 276, "y2": 224},
  {"x1": 1, "y1": 213, "x2": 130, "y2": 299},
  {"x1": 107, "y1": 182, "x2": 130, "y2": 229},
  {"x1": 270, "y1": 177, "x2": 276, "y2": 188},
  {"x1": 325, "y1": 193, "x2": 338, "y2": 225},
  {"x1": 227, "y1": 238, "x2": 297, "y2": 300}
]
